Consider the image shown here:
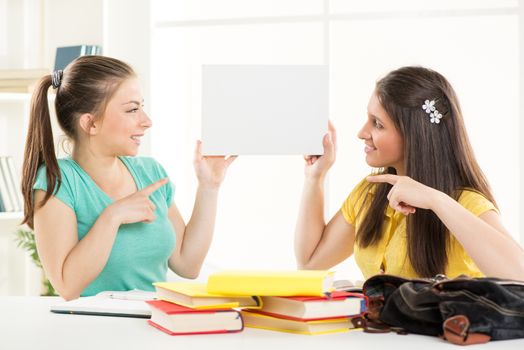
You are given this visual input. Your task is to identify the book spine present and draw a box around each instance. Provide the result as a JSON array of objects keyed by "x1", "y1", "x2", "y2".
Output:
[
  {"x1": 1, "y1": 157, "x2": 20, "y2": 211},
  {"x1": 0, "y1": 157, "x2": 14, "y2": 212},
  {"x1": 6, "y1": 156, "x2": 22, "y2": 211}
]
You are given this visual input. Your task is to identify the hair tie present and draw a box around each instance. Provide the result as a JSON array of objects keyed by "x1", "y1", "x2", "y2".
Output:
[{"x1": 51, "y1": 70, "x2": 63, "y2": 89}]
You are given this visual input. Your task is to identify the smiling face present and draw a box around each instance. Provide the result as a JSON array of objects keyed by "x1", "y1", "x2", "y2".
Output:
[
  {"x1": 92, "y1": 77, "x2": 152, "y2": 156},
  {"x1": 357, "y1": 90, "x2": 404, "y2": 174}
]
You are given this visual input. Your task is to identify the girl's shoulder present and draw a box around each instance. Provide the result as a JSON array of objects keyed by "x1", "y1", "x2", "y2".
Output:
[
  {"x1": 457, "y1": 189, "x2": 498, "y2": 216},
  {"x1": 349, "y1": 175, "x2": 376, "y2": 198},
  {"x1": 36, "y1": 157, "x2": 78, "y2": 179}
]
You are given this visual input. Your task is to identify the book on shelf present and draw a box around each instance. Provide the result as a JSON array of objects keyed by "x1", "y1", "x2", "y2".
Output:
[
  {"x1": 0, "y1": 189, "x2": 4, "y2": 212},
  {"x1": 54, "y1": 45, "x2": 102, "y2": 71},
  {"x1": 153, "y1": 281, "x2": 261, "y2": 309},
  {"x1": 0, "y1": 158, "x2": 15, "y2": 212},
  {"x1": 206, "y1": 270, "x2": 334, "y2": 297},
  {"x1": 2, "y1": 157, "x2": 22, "y2": 211},
  {"x1": 241, "y1": 309, "x2": 364, "y2": 335},
  {"x1": 50, "y1": 290, "x2": 156, "y2": 318},
  {"x1": 258, "y1": 291, "x2": 367, "y2": 321},
  {"x1": 147, "y1": 300, "x2": 244, "y2": 335},
  {"x1": 0, "y1": 156, "x2": 22, "y2": 212}
]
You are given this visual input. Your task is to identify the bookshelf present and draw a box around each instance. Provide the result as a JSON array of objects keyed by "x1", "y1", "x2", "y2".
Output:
[
  {"x1": 0, "y1": 212, "x2": 24, "y2": 220},
  {"x1": 0, "y1": 92, "x2": 32, "y2": 102},
  {"x1": 0, "y1": 87, "x2": 37, "y2": 296},
  {"x1": 0, "y1": 86, "x2": 59, "y2": 224},
  {"x1": 0, "y1": 89, "x2": 30, "y2": 222}
]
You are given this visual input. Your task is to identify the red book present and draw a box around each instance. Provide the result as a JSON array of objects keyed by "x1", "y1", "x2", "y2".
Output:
[
  {"x1": 146, "y1": 300, "x2": 243, "y2": 335},
  {"x1": 257, "y1": 291, "x2": 367, "y2": 321}
]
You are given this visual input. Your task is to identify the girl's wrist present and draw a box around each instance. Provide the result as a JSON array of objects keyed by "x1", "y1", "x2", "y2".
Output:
[
  {"x1": 304, "y1": 176, "x2": 326, "y2": 187},
  {"x1": 102, "y1": 204, "x2": 123, "y2": 228},
  {"x1": 429, "y1": 189, "x2": 450, "y2": 212},
  {"x1": 197, "y1": 183, "x2": 221, "y2": 193}
]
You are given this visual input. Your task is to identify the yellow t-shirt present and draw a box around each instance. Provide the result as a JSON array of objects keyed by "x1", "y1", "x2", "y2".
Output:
[{"x1": 340, "y1": 178, "x2": 498, "y2": 279}]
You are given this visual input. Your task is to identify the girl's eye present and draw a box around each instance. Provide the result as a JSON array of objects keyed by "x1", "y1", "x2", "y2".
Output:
[
  {"x1": 374, "y1": 120, "x2": 383, "y2": 129},
  {"x1": 127, "y1": 108, "x2": 139, "y2": 113}
]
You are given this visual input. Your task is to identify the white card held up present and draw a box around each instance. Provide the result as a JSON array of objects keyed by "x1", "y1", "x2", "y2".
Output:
[{"x1": 202, "y1": 65, "x2": 328, "y2": 155}]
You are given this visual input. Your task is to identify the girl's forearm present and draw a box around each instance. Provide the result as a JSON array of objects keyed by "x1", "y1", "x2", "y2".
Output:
[
  {"x1": 175, "y1": 186, "x2": 220, "y2": 277},
  {"x1": 294, "y1": 178, "x2": 327, "y2": 268},
  {"x1": 59, "y1": 209, "x2": 120, "y2": 299},
  {"x1": 431, "y1": 192, "x2": 524, "y2": 279}
]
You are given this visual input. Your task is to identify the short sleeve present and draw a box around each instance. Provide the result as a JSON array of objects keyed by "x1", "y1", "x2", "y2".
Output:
[
  {"x1": 340, "y1": 177, "x2": 372, "y2": 225},
  {"x1": 457, "y1": 190, "x2": 498, "y2": 216},
  {"x1": 33, "y1": 162, "x2": 76, "y2": 210}
]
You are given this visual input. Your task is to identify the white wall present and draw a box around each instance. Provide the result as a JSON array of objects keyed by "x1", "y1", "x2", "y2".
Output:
[
  {"x1": 0, "y1": 0, "x2": 42, "y2": 68},
  {"x1": 151, "y1": 0, "x2": 522, "y2": 281},
  {"x1": 520, "y1": 0, "x2": 524, "y2": 246},
  {"x1": 0, "y1": 0, "x2": 6, "y2": 57},
  {"x1": 102, "y1": 0, "x2": 152, "y2": 155},
  {"x1": 43, "y1": 0, "x2": 103, "y2": 70}
]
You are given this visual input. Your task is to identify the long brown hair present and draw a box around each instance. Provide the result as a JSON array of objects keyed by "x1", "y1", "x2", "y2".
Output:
[
  {"x1": 356, "y1": 66, "x2": 496, "y2": 277},
  {"x1": 22, "y1": 56, "x2": 135, "y2": 229}
]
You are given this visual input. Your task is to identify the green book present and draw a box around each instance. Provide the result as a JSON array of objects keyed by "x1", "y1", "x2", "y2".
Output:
[{"x1": 54, "y1": 45, "x2": 102, "y2": 71}]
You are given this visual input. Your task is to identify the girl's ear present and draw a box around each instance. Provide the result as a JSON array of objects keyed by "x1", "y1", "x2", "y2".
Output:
[{"x1": 78, "y1": 113, "x2": 98, "y2": 135}]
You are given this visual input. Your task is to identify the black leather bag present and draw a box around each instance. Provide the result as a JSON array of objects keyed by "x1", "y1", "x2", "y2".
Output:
[{"x1": 362, "y1": 274, "x2": 524, "y2": 345}]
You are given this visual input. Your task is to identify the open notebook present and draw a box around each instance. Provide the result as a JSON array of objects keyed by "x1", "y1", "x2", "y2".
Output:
[{"x1": 50, "y1": 290, "x2": 156, "y2": 318}]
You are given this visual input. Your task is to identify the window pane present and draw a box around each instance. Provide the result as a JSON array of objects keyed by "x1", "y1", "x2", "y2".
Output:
[
  {"x1": 331, "y1": 0, "x2": 518, "y2": 13},
  {"x1": 151, "y1": 23, "x2": 324, "y2": 272},
  {"x1": 153, "y1": 0, "x2": 323, "y2": 22},
  {"x1": 330, "y1": 15, "x2": 519, "y2": 240}
]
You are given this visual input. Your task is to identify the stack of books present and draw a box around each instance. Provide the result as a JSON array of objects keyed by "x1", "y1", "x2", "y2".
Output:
[
  {"x1": 207, "y1": 270, "x2": 367, "y2": 335},
  {"x1": 0, "y1": 156, "x2": 23, "y2": 212},
  {"x1": 146, "y1": 282, "x2": 259, "y2": 335},
  {"x1": 149, "y1": 270, "x2": 367, "y2": 336},
  {"x1": 241, "y1": 291, "x2": 366, "y2": 335}
]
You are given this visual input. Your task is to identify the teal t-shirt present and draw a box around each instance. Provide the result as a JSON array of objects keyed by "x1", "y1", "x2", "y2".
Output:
[{"x1": 33, "y1": 156, "x2": 176, "y2": 296}]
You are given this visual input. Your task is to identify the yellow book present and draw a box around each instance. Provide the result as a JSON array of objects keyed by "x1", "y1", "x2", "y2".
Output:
[
  {"x1": 206, "y1": 270, "x2": 334, "y2": 297},
  {"x1": 241, "y1": 310, "x2": 359, "y2": 335},
  {"x1": 153, "y1": 282, "x2": 261, "y2": 310}
]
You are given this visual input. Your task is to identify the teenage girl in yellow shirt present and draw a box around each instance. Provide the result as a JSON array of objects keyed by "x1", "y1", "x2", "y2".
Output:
[{"x1": 294, "y1": 66, "x2": 524, "y2": 280}]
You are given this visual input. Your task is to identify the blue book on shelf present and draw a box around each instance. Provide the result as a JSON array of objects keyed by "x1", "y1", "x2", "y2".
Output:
[{"x1": 54, "y1": 45, "x2": 102, "y2": 71}]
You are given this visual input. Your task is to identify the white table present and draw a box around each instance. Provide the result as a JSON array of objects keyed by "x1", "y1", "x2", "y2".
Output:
[{"x1": 1, "y1": 297, "x2": 523, "y2": 350}]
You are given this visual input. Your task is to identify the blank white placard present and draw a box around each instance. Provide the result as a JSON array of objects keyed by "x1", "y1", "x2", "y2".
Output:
[{"x1": 202, "y1": 65, "x2": 328, "y2": 155}]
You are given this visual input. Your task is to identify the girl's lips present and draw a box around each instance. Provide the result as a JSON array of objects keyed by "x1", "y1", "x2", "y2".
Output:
[
  {"x1": 364, "y1": 145, "x2": 376, "y2": 153},
  {"x1": 130, "y1": 135, "x2": 142, "y2": 144}
]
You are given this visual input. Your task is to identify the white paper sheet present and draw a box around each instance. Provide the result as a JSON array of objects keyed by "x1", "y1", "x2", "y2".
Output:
[{"x1": 202, "y1": 65, "x2": 328, "y2": 155}]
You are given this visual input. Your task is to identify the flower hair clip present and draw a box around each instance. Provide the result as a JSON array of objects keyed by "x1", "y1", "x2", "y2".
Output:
[{"x1": 422, "y1": 99, "x2": 443, "y2": 124}]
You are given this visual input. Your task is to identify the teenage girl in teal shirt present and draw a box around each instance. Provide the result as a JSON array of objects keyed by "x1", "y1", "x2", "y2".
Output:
[{"x1": 21, "y1": 56, "x2": 236, "y2": 299}]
